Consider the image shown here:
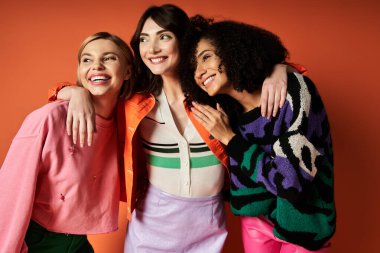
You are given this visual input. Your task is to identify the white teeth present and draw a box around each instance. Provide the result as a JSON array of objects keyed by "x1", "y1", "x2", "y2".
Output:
[
  {"x1": 90, "y1": 76, "x2": 109, "y2": 82},
  {"x1": 150, "y1": 57, "x2": 165, "y2": 63},
  {"x1": 203, "y1": 75, "x2": 215, "y2": 86}
]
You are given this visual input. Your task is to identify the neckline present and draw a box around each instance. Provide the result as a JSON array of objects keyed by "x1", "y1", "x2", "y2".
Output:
[{"x1": 157, "y1": 89, "x2": 191, "y2": 139}]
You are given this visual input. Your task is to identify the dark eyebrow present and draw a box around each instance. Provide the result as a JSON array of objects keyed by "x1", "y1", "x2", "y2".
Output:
[
  {"x1": 196, "y1": 49, "x2": 211, "y2": 59},
  {"x1": 140, "y1": 29, "x2": 171, "y2": 37}
]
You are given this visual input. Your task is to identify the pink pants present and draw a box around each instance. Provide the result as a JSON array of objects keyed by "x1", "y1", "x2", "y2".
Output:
[{"x1": 241, "y1": 216, "x2": 330, "y2": 253}]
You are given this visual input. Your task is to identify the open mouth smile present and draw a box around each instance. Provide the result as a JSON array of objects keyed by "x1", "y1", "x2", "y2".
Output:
[
  {"x1": 88, "y1": 74, "x2": 111, "y2": 85},
  {"x1": 149, "y1": 56, "x2": 168, "y2": 64},
  {"x1": 203, "y1": 74, "x2": 216, "y2": 86}
]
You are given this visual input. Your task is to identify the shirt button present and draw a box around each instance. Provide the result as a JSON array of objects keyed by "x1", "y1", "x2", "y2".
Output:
[{"x1": 185, "y1": 181, "x2": 189, "y2": 186}]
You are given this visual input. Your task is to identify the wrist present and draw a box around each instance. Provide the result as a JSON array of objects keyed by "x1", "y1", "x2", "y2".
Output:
[
  {"x1": 70, "y1": 86, "x2": 90, "y2": 99},
  {"x1": 223, "y1": 132, "x2": 236, "y2": 146},
  {"x1": 49, "y1": 82, "x2": 70, "y2": 102}
]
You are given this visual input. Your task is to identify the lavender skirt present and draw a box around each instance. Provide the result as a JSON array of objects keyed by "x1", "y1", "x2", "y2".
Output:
[{"x1": 124, "y1": 184, "x2": 227, "y2": 253}]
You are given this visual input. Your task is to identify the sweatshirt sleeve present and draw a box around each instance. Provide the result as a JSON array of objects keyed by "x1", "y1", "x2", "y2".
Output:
[
  {"x1": 0, "y1": 112, "x2": 46, "y2": 252},
  {"x1": 227, "y1": 73, "x2": 331, "y2": 204}
]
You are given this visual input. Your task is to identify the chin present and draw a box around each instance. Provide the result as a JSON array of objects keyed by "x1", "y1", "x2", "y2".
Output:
[
  {"x1": 146, "y1": 66, "x2": 162, "y2": 75},
  {"x1": 205, "y1": 90, "x2": 218, "y2": 97},
  {"x1": 150, "y1": 70, "x2": 164, "y2": 75}
]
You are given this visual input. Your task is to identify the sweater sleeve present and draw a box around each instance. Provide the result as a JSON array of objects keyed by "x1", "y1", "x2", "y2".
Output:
[
  {"x1": 48, "y1": 82, "x2": 76, "y2": 102},
  {"x1": 227, "y1": 73, "x2": 330, "y2": 204},
  {"x1": 0, "y1": 112, "x2": 46, "y2": 252}
]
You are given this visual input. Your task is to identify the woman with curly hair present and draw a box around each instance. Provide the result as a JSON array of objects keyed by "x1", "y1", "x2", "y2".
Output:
[{"x1": 182, "y1": 16, "x2": 335, "y2": 253}]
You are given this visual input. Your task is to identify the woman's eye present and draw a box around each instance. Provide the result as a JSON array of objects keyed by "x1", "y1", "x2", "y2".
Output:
[
  {"x1": 139, "y1": 37, "x2": 147, "y2": 43},
  {"x1": 160, "y1": 34, "x2": 172, "y2": 40},
  {"x1": 104, "y1": 56, "x2": 116, "y2": 61},
  {"x1": 82, "y1": 58, "x2": 91, "y2": 63},
  {"x1": 202, "y1": 54, "x2": 211, "y2": 62}
]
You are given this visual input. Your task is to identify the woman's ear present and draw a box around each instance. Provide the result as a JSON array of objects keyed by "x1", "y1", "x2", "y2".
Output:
[{"x1": 124, "y1": 65, "x2": 132, "y2": 81}]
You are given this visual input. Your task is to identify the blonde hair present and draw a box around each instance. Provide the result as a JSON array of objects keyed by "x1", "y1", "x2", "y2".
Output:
[{"x1": 77, "y1": 32, "x2": 135, "y2": 99}]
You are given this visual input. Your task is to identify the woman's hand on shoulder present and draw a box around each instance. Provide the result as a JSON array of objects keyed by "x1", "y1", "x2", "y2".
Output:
[
  {"x1": 59, "y1": 86, "x2": 95, "y2": 147},
  {"x1": 260, "y1": 63, "x2": 288, "y2": 119}
]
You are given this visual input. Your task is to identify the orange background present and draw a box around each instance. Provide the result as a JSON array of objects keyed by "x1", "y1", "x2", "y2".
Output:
[{"x1": 1, "y1": 0, "x2": 379, "y2": 252}]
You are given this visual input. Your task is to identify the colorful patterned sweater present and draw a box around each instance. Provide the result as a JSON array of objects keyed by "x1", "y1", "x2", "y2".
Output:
[{"x1": 227, "y1": 73, "x2": 335, "y2": 250}]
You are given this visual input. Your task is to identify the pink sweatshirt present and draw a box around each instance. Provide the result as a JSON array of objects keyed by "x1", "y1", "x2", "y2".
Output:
[{"x1": 0, "y1": 101, "x2": 120, "y2": 253}]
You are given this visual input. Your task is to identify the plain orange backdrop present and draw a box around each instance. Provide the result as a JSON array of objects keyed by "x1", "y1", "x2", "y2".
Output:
[{"x1": 1, "y1": 0, "x2": 379, "y2": 252}]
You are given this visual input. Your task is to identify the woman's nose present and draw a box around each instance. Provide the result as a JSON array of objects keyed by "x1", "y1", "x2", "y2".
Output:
[
  {"x1": 149, "y1": 40, "x2": 160, "y2": 54},
  {"x1": 195, "y1": 63, "x2": 206, "y2": 80},
  {"x1": 91, "y1": 60, "x2": 105, "y2": 70}
]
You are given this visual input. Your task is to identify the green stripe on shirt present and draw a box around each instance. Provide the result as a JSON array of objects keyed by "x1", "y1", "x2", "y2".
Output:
[{"x1": 147, "y1": 154, "x2": 220, "y2": 169}]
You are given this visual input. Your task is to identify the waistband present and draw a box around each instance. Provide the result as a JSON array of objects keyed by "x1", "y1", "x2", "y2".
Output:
[{"x1": 146, "y1": 183, "x2": 223, "y2": 203}]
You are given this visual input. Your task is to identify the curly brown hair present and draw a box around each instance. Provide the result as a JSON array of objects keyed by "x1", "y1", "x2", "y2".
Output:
[{"x1": 180, "y1": 15, "x2": 289, "y2": 113}]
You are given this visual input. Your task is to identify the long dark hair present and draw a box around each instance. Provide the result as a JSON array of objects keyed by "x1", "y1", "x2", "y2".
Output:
[{"x1": 130, "y1": 4, "x2": 189, "y2": 95}]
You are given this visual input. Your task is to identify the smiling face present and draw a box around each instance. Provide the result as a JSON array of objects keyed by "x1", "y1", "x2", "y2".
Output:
[
  {"x1": 138, "y1": 17, "x2": 180, "y2": 77},
  {"x1": 194, "y1": 39, "x2": 231, "y2": 97},
  {"x1": 78, "y1": 39, "x2": 131, "y2": 100}
]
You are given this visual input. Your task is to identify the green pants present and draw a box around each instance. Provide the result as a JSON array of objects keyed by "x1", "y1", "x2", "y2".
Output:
[{"x1": 25, "y1": 220, "x2": 94, "y2": 253}]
